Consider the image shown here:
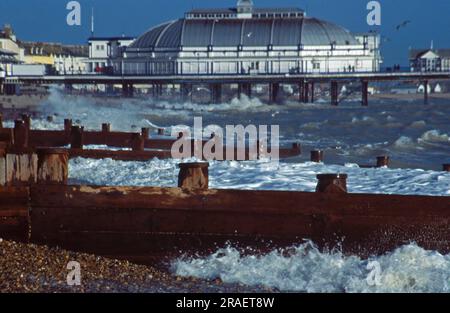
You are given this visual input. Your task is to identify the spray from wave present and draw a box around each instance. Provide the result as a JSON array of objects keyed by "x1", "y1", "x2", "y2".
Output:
[{"x1": 171, "y1": 242, "x2": 450, "y2": 293}]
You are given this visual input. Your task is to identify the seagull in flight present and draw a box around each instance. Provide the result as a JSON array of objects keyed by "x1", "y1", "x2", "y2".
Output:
[{"x1": 395, "y1": 20, "x2": 411, "y2": 31}]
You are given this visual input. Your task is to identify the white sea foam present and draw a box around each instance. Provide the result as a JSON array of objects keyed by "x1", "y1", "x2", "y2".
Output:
[
  {"x1": 68, "y1": 158, "x2": 450, "y2": 196},
  {"x1": 172, "y1": 242, "x2": 450, "y2": 293}
]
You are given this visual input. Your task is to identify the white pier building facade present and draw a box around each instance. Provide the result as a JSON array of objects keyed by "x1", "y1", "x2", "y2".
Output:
[{"x1": 115, "y1": 0, "x2": 381, "y2": 76}]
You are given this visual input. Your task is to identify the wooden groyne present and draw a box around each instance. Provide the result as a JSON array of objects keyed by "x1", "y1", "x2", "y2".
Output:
[
  {"x1": 1, "y1": 147, "x2": 449, "y2": 264},
  {"x1": 0, "y1": 115, "x2": 301, "y2": 161}
]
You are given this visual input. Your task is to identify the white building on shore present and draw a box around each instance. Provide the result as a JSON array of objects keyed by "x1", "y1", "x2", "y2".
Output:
[{"x1": 115, "y1": 0, "x2": 381, "y2": 76}]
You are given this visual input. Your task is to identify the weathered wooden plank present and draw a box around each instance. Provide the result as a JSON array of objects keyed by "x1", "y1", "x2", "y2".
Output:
[
  {"x1": 0, "y1": 153, "x2": 5, "y2": 186},
  {"x1": 30, "y1": 185, "x2": 450, "y2": 217},
  {"x1": 0, "y1": 187, "x2": 30, "y2": 242},
  {"x1": 5, "y1": 153, "x2": 38, "y2": 186}
]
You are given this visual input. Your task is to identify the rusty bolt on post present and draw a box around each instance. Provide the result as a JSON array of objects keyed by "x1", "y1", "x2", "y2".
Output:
[
  {"x1": 178, "y1": 162, "x2": 209, "y2": 190},
  {"x1": 311, "y1": 150, "x2": 324, "y2": 163},
  {"x1": 376, "y1": 156, "x2": 390, "y2": 168},
  {"x1": 316, "y1": 174, "x2": 348, "y2": 194}
]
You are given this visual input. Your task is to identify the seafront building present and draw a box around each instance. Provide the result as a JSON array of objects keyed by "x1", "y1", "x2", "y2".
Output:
[
  {"x1": 114, "y1": 0, "x2": 381, "y2": 75},
  {"x1": 409, "y1": 48, "x2": 450, "y2": 72},
  {"x1": 85, "y1": 37, "x2": 135, "y2": 74}
]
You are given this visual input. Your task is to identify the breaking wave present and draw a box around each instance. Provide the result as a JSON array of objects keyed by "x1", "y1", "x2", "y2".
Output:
[{"x1": 172, "y1": 242, "x2": 450, "y2": 293}]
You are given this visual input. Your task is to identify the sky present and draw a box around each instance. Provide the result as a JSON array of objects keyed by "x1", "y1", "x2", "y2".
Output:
[{"x1": 0, "y1": 0, "x2": 449, "y2": 66}]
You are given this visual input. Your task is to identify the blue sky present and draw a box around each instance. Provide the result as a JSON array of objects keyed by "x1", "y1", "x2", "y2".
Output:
[{"x1": 0, "y1": 0, "x2": 448, "y2": 65}]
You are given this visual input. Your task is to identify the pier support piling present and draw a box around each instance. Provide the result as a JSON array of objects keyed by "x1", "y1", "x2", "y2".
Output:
[
  {"x1": 178, "y1": 162, "x2": 209, "y2": 190},
  {"x1": 361, "y1": 80, "x2": 369, "y2": 106},
  {"x1": 269, "y1": 83, "x2": 280, "y2": 104},
  {"x1": 331, "y1": 81, "x2": 339, "y2": 106},
  {"x1": 299, "y1": 81, "x2": 305, "y2": 103},
  {"x1": 210, "y1": 83, "x2": 223, "y2": 104},
  {"x1": 238, "y1": 83, "x2": 252, "y2": 99},
  {"x1": 423, "y1": 80, "x2": 429, "y2": 105}
]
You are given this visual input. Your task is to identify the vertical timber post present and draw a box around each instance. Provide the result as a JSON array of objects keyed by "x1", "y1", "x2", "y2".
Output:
[
  {"x1": 70, "y1": 126, "x2": 84, "y2": 150},
  {"x1": 299, "y1": 81, "x2": 305, "y2": 103},
  {"x1": 270, "y1": 83, "x2": 280, "y2": 104},
  {"x1": 311, "y1": 150, "x2": 324, "y2": 163},
  {"x1": 361, "y1": 80, "x2": 369, "y2": 106},
  {"x1": 331, "y1": 81, "x2": 339, "y2": 106},
  {"x1": 316, "y1": 174, "x2": 348, "y2": 193},
  {"x1": 37, "y1": 148, "x2": 69, "y2": 185},
  {"x1": 424, "y1": 80, "x2": 429, "y2": 105},
  {"x1": 178, "y1": 162, "x2": 209, "y2": 190},
  {"x1": 311, "y1": 82, "x2": 315, "y2": 103}
]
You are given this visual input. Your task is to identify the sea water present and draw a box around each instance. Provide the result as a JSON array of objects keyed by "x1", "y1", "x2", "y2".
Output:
[{"x1": 4, "y1": 88, "x2": 450, "y2": 292}]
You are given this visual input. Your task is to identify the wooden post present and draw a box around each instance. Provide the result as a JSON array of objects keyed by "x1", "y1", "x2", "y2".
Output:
[
  {"x1": 178, "y1": 162, "x2": 209, "y2": 190},
  {"x1": 64, "y1": 119, "x2": 73, "y2": 134},
  {"x1": 141, "y1": 128, "x2": 150, "y2": 139},
  {"x1": 292, "y1": 143, "x2": 301, "y2": 154},
  {"x1": 13, "y1": 120, "x2": 29, "y2": 150},
  {"x1": 311, "y1": 82, "x2": 315, "y2": 103},
  {"x1": 102, "y1": 123, "x2": 111, "y2": 133},
  {"x1": 70, "y1": 126, "x2": 84, "y2": 150},
  {"x1": 443, "y1": 164, "x2": 450, "y2": 172},
  {"x1": 131, "y1": 133, "x2": 144, "y2": 151},
  {"x1": 21, "y1": 114, "x2": 31, "y2": 130},
  {"x1": 158, "y1": 128, "x2": 165, "y2": 136},
  {"x1": 376, "y1": 156, "x2": 390, "y2": 168},
  {"x1": 0, "y1": 146, "x2": 5, "y2": 186},
  {"x1": 316, "y1": 174, "x2": 348, "y2": 193},
  {"x1": 0, "y1": 113, "x2": 3, "y2": 129},
  {"x1": 5, "y1": 152, "x2": 38, "y2": 186},
  {"x1": 37, "y1": 148, "x2": 69, "y2": 185},
  {"x1": 311, "y1": 150, "x2": 324, "y2": 163}
]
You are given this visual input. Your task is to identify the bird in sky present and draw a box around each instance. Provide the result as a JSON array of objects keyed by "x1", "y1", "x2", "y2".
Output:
[{"x1": 395, "y1": 20, "x2": 412, "y2": 31}]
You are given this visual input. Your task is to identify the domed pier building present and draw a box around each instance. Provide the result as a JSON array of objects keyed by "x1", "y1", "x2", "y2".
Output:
[{"x1": 115, "y1": 0, "x2": 381, "y2": 76}]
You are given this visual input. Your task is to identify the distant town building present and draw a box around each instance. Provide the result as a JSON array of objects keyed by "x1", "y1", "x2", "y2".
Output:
[
  {"x1": 409, "y1": 48, "x2": 450, "y2": 72},
  {"x1": 21, "y1": 42, "x2": 89, "y2": 74},
  {"x1": 116, "y1": 0, "x2": 381, "y2": 76},
  {"x1": 86, "y1": 37, "x2": 135, "y2": 74},
  {"x1": 0, "y1": 24, "x2": 24, "y2": 75}
]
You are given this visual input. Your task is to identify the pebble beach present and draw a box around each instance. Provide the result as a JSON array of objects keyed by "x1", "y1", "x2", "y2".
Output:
[{"x1": 0, "y1": 239, "x2": 269, "y2": 293}]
